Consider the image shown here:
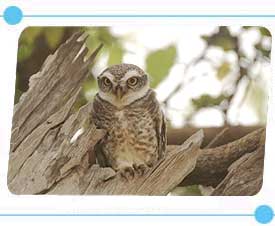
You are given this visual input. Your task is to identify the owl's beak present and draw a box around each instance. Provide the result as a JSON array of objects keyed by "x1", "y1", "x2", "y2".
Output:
[{"x1": 114, "y1": 85, "x2": 126, "y2": 99}]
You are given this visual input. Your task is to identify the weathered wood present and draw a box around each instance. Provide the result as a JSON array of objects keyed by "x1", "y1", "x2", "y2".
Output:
[
  {"x1": 11, "y1": 32, "x2": 97, "y2": 152},
  {"x1": 49, "y1": 130, "x2": 203, "y2": 195},
  {"x1": 181, "y1": 128, "x2": 265, "y2": 187},
  {"x1": 211, "y1": 147, "x2": 264, "y2": 195},
  {"x1": 211, "y1": 130, "x2": 265, "y2": 195},
  {"x1": 8, "y1": 32, "x2": 105, "y2": 194},
  {"x1": 205, "y1": 127, "x2": 229, "y2": 148},
  {"x1": 168, "y1": 125, "x2": 261, "y2": 147}
]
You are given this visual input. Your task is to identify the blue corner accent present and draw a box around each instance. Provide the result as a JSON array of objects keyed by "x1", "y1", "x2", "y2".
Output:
[
  {"x1": 3, "y1": 6, "x2": 23, "y2": 25},
  {"x1": 255, "y1": 205, "x2": 274, "y2": 224}
]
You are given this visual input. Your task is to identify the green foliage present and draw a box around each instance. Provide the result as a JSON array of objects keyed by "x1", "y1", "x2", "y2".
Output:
[
  {"x1": 14, "y1": 88, "x2": 23, "y2": 104},
  {"x1": 18, "y1": 27, "x2": 42, "y2": 62},
  {"x1": 18, "y1": 27, "x2": 67, "y2": 62},
  {"x1": 243, "y1": 27, "x2": 271, "y2": 58},
  {"x1": 255, "y1": 42, "x2": 271, "y2": 58},
  {"x1": 82, "y1": 76, "x2": 98, "y2": 101},
  {"x1": 192, "y1": 94, "x2": 227, "y2": 110},
  {"x1": 246, "y1": 80, "x2": 268, "y2": 124},
  {"x1": 85, "y1": 27, "x2": 122, "y2": 60},
  {"x1": 20, "y1": 27, "x2": 43, "y2": 44},
  {"x1": 216, "y1": 61, "x2": 231, "y2": 80},
  {"x1": 108, "y1": 43, "x2": 124, "y2": 66},
  {"x1": 259, "y1": 27, "x2": 271, "y2": 37},
  {"x1": 18, "y1": 43, "x2": 34, "y2": 62},
  {"x1": 145, "y1": 45, "x2": 177, "y2": 88},
  {"x1": 201, "y1": 27, "x2": 237, "y2": 51},
  {"x1": 243, "y1": 26, "x2": 271, "y2": 37},
  {"x1": 44, "y1": 27, "x2": 65, "y2": 49},
  {"x1": 170, "y1": 185, "x2": 202, "y2": 196}
]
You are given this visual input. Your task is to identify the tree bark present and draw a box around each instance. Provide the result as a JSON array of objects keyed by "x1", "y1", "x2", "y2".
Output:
[
  {"x1": 168, "y1": 125, "x2": 262, "y2": 147},
  {"x1": 211, "y1": 130, "x2": 265, "y2": 196},
  {"x1": 8, "y1": 32, "x2": 104, "y2": 194},
  {"x1": 181, "y1": 128, "x2": 265, "y2": 187}
]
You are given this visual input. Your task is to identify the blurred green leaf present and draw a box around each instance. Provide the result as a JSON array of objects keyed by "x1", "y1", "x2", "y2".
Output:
[
  {"x1": 85, "y1": 34, "x2": 102, "y2": 58},
  {"x1": 146, "y1": 45, "x2": 177, "y2": 88},
  {"x1": 216, "y1": 61, "x2": 231, "y2": 80},
  {"x1": 82, "y1": 75, "x2": 98, "y2": 101},
  {"x1": 44, "y1": 27, "x2": 64, "y2": 49},
  {"x1": 201, "y1": 35, "x2": 210, "y2": 42},
  {"x1": 18, "y1": 43, "x2": 34, "y2": 62},
  {"x1": 201, "y1": 27, "x2": 237, "y2": 51},
  {"x1": 83, "y1": 77, "x2": 97, "y2": 92},
  {"x1": 192, "y1": 94, "x2": 227, "y2": 110},
  {"x1": 14, "y1": 88, "x2": 23, "y2": 104},
  {"x1": 170, "y1": 185, "x2": 202, "y2": 196},
  {"x1": 246, "y1": 80, "x2": 267, "y2": 123},
  {"x1": 255, "y1": 42, "x2": 271, "y2": 58},
  {"x1": 20, "y1": 27, "x2": 43, "y2": 45},
  {"x1": 259, "y1": 27, "x2": 271, "y2": 37},
  {"x1": 108, "y1": 43, "x2": 124, "y2": 66},
  {"x1": 243, "y1": 26, "x2": 271, "y2": 37},
  {"x1": 85, "y1": 27, "x2": 120, "y2": 61},
  {"x1": 96, "y1": 27, "x2": 116, "y2": 45},
  {"x1": 72, "y1": 93, "x2": 88, "y2": 112},
  {"x1": 18, "y1": 27, "x2": 43, "y2": 62}
]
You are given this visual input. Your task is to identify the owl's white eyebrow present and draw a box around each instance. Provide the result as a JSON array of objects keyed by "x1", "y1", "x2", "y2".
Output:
[
  {"x1": 100, "y1": 72, "x2": 114, "y2": 81},
  {"x1": 122, "y1": 70, "x2": 141, "y2": 81}
]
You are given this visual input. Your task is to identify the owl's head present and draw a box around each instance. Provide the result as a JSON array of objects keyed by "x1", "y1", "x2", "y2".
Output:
[{"x1": 97, "y1": 63, "x2": 150, "y2": 108}]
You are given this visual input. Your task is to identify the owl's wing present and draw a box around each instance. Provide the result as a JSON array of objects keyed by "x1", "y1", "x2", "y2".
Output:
[
  {"x1": 155, "y1": 109, "x2": 167, "y2": 160},
  {"x1": 91, "y1": 96, "x2": 110, "y2": 167},
  {"x1": 94, "y1": 139, "x2": 109, "y2": 167}
]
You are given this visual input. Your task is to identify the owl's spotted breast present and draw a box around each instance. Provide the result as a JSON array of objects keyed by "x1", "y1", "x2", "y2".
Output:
[{"x1": 92, "y1": 89, "x2": 166, "y2": 175}]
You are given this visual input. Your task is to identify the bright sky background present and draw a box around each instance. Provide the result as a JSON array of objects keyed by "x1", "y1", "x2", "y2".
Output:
[{"x1": 92, "y1": 26, "x2": 271, "y2": 128}]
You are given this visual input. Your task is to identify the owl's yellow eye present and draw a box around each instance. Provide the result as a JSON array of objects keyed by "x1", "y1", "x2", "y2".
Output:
[
  {"x1": 103, "y1": 77, "x2": 111, "y2": 86},
  {"x1": 127, "y1": 77, "x2": 138, "y2": 86}
]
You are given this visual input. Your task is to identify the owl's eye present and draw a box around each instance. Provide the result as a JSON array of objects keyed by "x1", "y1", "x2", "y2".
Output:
[
  {"x1": 103, "y1": 77, "x2": 111, "y2": 86},
  {"x1": 127, "y1": 77, "x2": 138, "y2": 87}
]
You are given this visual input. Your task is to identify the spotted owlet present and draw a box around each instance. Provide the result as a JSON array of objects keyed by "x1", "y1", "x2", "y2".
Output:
[{"x1": 92, "y1": 63, "x2": 167, "y2": 179}]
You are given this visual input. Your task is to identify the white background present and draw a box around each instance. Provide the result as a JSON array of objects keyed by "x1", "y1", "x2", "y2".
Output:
[{"x1": 0, "y1": 1, "x2": 275, "y2": 225}]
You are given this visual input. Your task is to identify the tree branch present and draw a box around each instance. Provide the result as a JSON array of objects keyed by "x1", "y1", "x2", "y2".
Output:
[{"x1": 181, "y1": 128, "x2": 265, "y2": 187}]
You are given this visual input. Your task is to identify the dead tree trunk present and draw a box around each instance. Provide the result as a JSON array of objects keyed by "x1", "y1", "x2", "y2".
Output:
[{"x1": 8, "y1": 32, "x2": 266, "y2": 195}]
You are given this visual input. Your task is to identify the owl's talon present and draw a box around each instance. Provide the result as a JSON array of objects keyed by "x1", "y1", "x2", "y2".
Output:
[
  {"x1": 119, "y1": 167, "x2": 135, "y2": 181},
  {"x1": 133, "y1": 163, "x2": 147, "y2": 176}
]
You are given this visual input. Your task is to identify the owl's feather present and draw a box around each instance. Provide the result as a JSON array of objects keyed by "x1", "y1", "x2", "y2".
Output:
[
  {"x1": 92, "y1": 64, "x2": 167, "y2": 177},
  {"x1": 155, "y1": 110, "x2": 167, "y2": 160},
  {"x1": 92, "y1": 89, "x2": 166, "y2": 170},
  {"x1": 94, "y1": 140, "x2": 108, "y2": 167}
]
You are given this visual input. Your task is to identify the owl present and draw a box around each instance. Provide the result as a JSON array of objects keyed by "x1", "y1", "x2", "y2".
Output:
[{"x1": 92, "y1": 63, "x2": 167, "y2": 180}]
